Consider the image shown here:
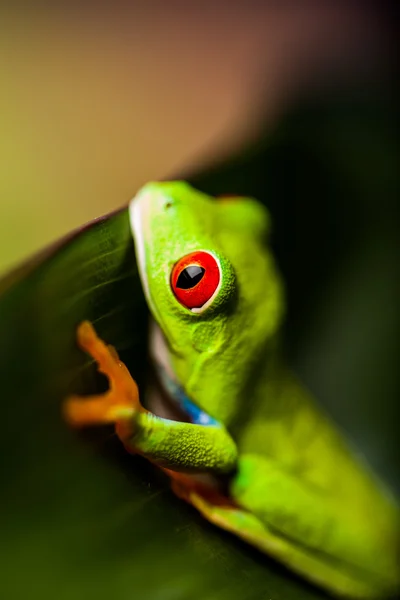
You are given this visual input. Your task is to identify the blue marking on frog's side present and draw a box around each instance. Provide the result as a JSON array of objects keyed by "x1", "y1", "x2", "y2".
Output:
[{"x1": 156, "y1": 364, "x2": 220, "y2": 427}]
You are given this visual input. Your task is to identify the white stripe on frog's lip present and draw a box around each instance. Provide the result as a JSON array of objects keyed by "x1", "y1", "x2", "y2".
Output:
[
  {"x1": 129, "y1": 189, "x2": 153, "y2": 311},
  {"x1": 149, "y1": 319, "x2": 175, "y2": 381},
  {"x1": 129, "y1": 190, "x2": 184, "y2": 358}
]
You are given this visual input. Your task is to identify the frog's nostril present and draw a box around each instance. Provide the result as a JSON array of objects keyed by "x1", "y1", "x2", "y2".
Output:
[{"x1": 164, "y1": 201, "x2": 173, "y2": 210}]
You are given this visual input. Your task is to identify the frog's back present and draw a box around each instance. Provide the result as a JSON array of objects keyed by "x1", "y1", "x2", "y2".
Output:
[
  {"x1": 237, "y1": 365, "x2": 395, "y2": 503},
  {"x1": 232, "y1": 365, "x2": 400, "y2": 594}
]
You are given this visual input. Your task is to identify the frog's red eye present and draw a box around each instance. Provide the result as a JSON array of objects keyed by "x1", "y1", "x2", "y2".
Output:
[{"x1": 171, "y1": 251, "x2": 221, "y2": 311}]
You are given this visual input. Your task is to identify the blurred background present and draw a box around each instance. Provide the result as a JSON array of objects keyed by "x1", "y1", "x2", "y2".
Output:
[{"x1": 0, "y1": 1, "x2": 396, "y2": 274}]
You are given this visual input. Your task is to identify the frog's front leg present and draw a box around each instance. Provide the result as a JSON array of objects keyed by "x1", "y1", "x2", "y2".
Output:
[{"x1": 63, "y1": 322, "x2": 237, "y2": 474}]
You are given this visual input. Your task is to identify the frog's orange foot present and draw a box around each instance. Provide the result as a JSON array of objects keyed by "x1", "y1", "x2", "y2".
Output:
[
  {"x1": 63, "y1": 392, "x2": 137, "y2": 427},
  {"x1": 63, "y1": 321, "x2": 142, "y2": 435}
]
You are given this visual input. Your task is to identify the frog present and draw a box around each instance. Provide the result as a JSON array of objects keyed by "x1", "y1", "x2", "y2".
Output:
[{"x1": 64, "y1": 181, "x2": 399, "y2": 599}]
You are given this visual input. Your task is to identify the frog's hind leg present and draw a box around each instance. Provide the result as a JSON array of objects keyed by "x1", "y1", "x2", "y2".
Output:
[
  {"x1": 167, "y1": 472, "x2": 378, "y2": 599},
  {"x1": 164, "y1": 468, "x2": 236, "y2": 508}
]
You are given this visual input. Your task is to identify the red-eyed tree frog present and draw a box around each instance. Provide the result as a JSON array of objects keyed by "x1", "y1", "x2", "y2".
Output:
[{"x1": 64, "y1": 181, "x2": 399, "y2": 599}]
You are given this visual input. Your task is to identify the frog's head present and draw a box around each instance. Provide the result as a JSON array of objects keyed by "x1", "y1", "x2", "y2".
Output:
[{"x1": 130, "y1": 181, "x2": 284, "y2": 424}]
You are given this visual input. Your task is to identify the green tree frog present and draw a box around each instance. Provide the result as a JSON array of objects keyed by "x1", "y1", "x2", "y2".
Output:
[{"x1": 64, "y1": 181, "x2": 399, "y2": 599}]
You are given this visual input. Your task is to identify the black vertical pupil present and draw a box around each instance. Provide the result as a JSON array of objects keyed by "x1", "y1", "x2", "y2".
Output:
[{"x1": 176, "y1": 265, "x2": 205, "y2": 289}]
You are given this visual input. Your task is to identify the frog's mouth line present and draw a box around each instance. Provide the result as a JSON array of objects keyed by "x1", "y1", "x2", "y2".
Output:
[
  {"x1": 148, "y1": 320, "x2": 220, "y2": 427},
  {"x1": 154, "y1": 362, "x2": 219, "y2": 427}
]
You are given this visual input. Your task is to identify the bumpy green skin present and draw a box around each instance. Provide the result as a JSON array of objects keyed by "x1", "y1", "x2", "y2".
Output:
[
  {"x1": 131, "y1": 412, "x2": 237, "y2": 473},
  {"x1": 128, "y1": 181, "x2": 400, "y2": 598}
]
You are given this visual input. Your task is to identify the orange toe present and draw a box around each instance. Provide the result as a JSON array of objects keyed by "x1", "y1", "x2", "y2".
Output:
[{"x1": 63, "y1": 394, "x2": 135, "y2": 427}]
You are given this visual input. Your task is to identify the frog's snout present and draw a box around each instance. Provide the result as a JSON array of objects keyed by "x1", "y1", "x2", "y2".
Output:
[{"x1": 147, "y1": 189, "x2": 175, "y2": 212}]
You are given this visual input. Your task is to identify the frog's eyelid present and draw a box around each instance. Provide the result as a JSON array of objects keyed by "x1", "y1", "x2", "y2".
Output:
[{"x1": 191, "y1": 254, "x2": 222, "y2": 314}]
